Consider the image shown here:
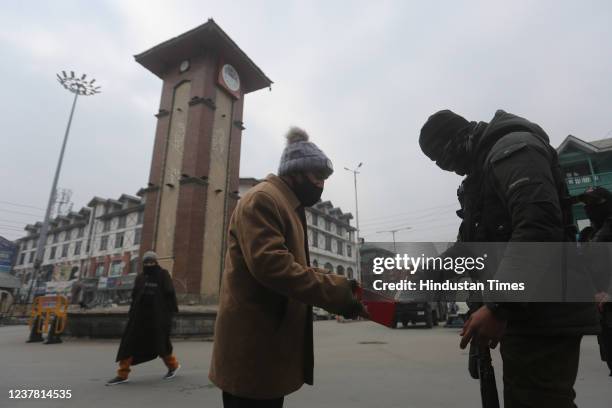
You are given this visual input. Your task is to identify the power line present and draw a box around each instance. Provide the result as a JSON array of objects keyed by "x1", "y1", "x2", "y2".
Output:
[
  {"x1": 0, "y1": 218, "x2": 27, "y2": 225},
  {"x1": 359, "y1": 203, "x2": 457, "y2": 224},
  {"x1": 359, "y1": 211, "x2": 460, "y2": 234},
  {"x1": 0, "y1": 208, "x2": 44, "y2": 218},
  {"x1": 0, "y1": 200, "x2": 46, "y2": 211}
]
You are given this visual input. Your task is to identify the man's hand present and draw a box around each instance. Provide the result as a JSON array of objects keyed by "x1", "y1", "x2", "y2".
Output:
[
  {"x1": 358, "y1": 303, "x2": 370, "y2": 319},
  {"x1": 460, "y1": 305, "x2": 507, "y2": 350},
  {"x1": 595, "y1": 291, "x2": 610, "y2": 312}
]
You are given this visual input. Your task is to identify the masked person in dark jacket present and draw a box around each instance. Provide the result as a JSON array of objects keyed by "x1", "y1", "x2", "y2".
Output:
[
  {"x1": 577, "y1": 186, "x2": 612, "y2": 376},
  {"x1": 106, "y1": 251, "x2": 180, "y2": 385},
  {"x1": 419, "y1": 109, "x2": 599, "y2": 407}
]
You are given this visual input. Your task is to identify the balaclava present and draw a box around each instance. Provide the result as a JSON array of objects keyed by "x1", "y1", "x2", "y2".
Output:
[{"x1": 419, "y1": 109, "x2": 479, "y2": 175}]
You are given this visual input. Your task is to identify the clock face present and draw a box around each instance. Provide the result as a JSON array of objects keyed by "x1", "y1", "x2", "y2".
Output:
[
  {"x1": 179, "y1": 60, "x2": 190, "y2": 73},
  {"x1": 221, "y1": 64, "x2": 240, "y2": 92}
]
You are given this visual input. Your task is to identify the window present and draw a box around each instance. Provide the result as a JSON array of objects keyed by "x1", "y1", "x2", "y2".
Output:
[
  {"x1": 21, "y1": 241, "x2": 28, "y2": 252},
  {"x1": 325, "y1": 219, "x2": 331, "y2": 231},
  {"x1": 337, "y1": 225, "x2": 343, "y2": 236},
  {"x1": 65, "y1": 230, "x2": 72, "y2": 241},
  {"x1": 325, "y1": 235, "x2": 332, "y2": 251},
  {"x1": 95, "y1": 263, "x2": 105, "y2": 277},
  {"x1": 19, "y1": 253, "x2": 25, "y2": 265},
  {"x1": 100, "y1": 236, "x2": 108, "y2": 251},
  {"x1": 110, "y1": 260, "x2": 123, "y2": 277},
  {"x1": 312, "y1": 213, "x2": 318, "y2": 226},
  {"x1": 337, "y1": 240, "x2": 343, "y2": 255},
  {"x1": 312, "y1": 230, "x2": 319, "y2": 248},
  {"x1": 130, "y1": 257, "x2": 140, "y2": 274},
  {"x1": 312, "y1": 259, "x2": 319, "y2": 267},
  {"x1": 77, "y1": 227, "x2": 84, "y2": 238},
  {"x1": 28, "y1": 252, "x2": 35, "y2": 263},
  {"x1": 49, "y1": 246, "x2": 56, "y2": 260},
  {"x1": 134, "y1": 228, "x2": 142, "y2": 245},
  {"x1": 61, "y1": 244, "x2": 69, "y2": 258},
  {"x1": 347, "y1": 267, "x2": 354, "y2": 279},
  {"x1": 347, "y1": 245, "x2": 352, "y2": 258},
  {"x1": 74, "y1": 241, "x2": 82, "y2": 255},
  {"x1": 137, "y1": 211, "x2": 144, "y2": 225},
  {"x1": 118, "y1": 215, "x2": 127, "y2": 229},
  {"x1": 103, "y1": 220, "x2": 111, "y2": 232},
  {"x1": 115, "y1": 232, "x2": 124, "y2": 248},
  {"x1": 52, "y1": 234, "x2": 58, "y2": 244},
  {"x1": 337, "y1": 265, "x2": 345, "y2": 276},
  {"x1": 324, "y1": 262, "x2": 333, "y2": 272}
]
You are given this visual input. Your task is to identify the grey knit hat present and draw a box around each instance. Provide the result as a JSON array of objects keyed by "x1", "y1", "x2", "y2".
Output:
[
  {"x1": 142, "y1": 251, "x2": 158, "y2": 263},
  {"x1": 278, "y1": 127, "x2": 334, "y2": 178}
]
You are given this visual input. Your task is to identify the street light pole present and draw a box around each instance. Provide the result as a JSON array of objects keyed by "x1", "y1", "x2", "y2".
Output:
[
  {"x1": 344, "y1": 163, "x2": 363, "y2": 282},
  {"x1": 25, "y1": 72, "x2": 100, "y2": 304},
  {"x1": 377, "y1": 227, "x2": 412, "y2": 253}
]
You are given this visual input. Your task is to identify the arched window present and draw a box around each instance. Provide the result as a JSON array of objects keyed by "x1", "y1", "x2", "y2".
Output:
[
  {"x1": 312, "y1": 259, "x2": 319, "y2": 267},
  {"x1": 347, "y1": 267, "x2": 354, "y2": 279},
  {"x1": 336, "y1": 265, "x2": 345, "y2": 276},
  {"x1": 324, "y1": 262, "x2": 333, "y2": 273}
]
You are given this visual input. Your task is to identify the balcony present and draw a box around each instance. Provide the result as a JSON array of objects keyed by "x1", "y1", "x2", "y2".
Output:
[{"x1": 565, "y1": 172, "x2": 612, "y2": 196}]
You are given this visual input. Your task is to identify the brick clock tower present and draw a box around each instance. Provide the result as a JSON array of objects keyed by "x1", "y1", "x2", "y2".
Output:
[{"x1": 135, "y1": 20, "x2": 271, "y2": 304}]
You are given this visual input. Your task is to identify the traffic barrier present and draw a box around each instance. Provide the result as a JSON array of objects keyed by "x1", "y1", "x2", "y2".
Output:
[
  {"x1": 26, "y1": 314, "x2": 44, "y2": 343},
  {"x1": 26, "y1": 296, "x2": 68, "y2": 344}
]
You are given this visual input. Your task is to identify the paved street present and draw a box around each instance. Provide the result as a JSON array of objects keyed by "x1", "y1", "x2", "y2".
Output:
[{"x1": 0, "y1": 321, "x2": 610, "y2": 408}]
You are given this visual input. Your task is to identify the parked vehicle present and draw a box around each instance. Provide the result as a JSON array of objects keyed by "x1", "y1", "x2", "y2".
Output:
[{"x1": 391, "y1": 289, "x2": 447, "y2": 328}]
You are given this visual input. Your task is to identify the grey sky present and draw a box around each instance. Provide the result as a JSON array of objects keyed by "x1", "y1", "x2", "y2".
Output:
[{"x1": 1, "y1": 0, "x2": 611, "y2": 242}]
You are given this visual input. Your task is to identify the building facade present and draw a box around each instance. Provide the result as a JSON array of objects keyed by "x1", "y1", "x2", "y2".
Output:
[
  {"x1": 557, "y1": 135, "x2": 612, "y2": 230},
  {"x1": 11, "y1": 194, "x2": 144, "y2": 300}
]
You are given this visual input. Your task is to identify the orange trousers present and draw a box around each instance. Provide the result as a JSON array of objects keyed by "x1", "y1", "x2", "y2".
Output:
[{"x1": 117, "y1": 355, "x2": 179, "y2": 379}]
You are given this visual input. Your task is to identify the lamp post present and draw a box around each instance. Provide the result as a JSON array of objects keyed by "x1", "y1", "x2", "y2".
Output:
[
  {"x1": 344, "y1": 163, "x2": 363, "y2": 282},
  {"x1": 377, "y1": 226, "x2": 412, "y2": 253},
  {"x1": 25, "y1": 72, "x2": 100, "y2": 303}
]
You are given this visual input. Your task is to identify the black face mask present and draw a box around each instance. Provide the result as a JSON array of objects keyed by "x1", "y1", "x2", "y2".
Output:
[
  {"x1": 435, "y1": 124, "x2": 477, "y2": 176},
  {"x1": 143, "y1": 264, "x2": 159, "y2": 275},
  {"x1": 292, "y1": 178, "x2": 323, "y2": 207},
  {"x1": 585, "y1": 203, "x2": 610, "y2": 229}
]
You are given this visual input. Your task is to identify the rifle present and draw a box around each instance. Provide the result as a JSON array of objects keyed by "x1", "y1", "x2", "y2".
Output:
[{"x1": 468, "y1": 333, "x2": 500, "y2": 408}]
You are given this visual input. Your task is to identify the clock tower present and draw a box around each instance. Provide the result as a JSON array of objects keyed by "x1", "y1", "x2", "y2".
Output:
[{"x1": 135, "y1": 20, "x2": 272, "y2": 304}]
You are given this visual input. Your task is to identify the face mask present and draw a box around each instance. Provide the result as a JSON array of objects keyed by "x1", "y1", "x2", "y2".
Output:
[
  {"x1": 292, "y1": 178, "x2": 323, "y2": 207},
  {"x1": 585, "y1": 203, "x2": 609, "y2": 228},
  {"x1": 143, "y1": 264, "x2": 158, "y2": 275},
  {"x1": 435, "y1": 127, "x2": 475, "y2": 176}
]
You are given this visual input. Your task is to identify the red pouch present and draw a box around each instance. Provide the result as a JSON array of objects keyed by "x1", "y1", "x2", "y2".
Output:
[{"x1": 353, "y1": 286, "x2": 397, "y2": 328}]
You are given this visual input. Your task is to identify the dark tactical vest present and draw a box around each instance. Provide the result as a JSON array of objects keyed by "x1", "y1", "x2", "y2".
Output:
[{"x1": 457, "y1": 131, "x2": 576, "y2": 244}]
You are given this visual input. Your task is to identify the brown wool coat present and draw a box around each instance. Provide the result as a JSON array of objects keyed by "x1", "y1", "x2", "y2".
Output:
[{"x1": 209, "y1": 174, "x2": 355, "y2": 399}]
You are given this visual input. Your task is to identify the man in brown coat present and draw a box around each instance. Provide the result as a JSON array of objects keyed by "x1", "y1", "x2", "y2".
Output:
[{"x1": 209, "y1": 127, "x2": 366, "y2": 407}]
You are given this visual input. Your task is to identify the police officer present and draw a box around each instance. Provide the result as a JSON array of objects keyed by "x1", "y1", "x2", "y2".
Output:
[
  {"x1": 578, "y1": 186, "x2": 612, "y2": 377},
  {"x1": 419, "y1": 109, "x2": 600, "y2": 407}
]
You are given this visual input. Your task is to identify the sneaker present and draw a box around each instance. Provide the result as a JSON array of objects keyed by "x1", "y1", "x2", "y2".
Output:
[
  {"x1": 163, "y1": 364, "x2": 181, "y2": 380},
  {"x1": 106, "y1": 376, "x2": 128, "y2": 386}
]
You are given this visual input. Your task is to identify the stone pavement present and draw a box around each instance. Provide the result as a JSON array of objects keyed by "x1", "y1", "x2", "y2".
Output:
[{"x1": 0, "y1": 321, "x2": 610, "y2": 407}]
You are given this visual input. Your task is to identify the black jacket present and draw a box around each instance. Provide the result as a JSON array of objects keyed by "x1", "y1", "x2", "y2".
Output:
[
  {"x1": 459, "y1": 110, "x2": 599, "y2": 335},
  {"x1": 116, "y1": 266, "x2": 179, "y2": 364}
]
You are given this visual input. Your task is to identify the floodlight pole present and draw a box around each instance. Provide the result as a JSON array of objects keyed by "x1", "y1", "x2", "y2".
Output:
[
  {"x1": 25, "y1": 73, "x2": 100, "y2": 304},
  {"x1": 345, "y1": 163, "x2": 363, "y2": 282}
]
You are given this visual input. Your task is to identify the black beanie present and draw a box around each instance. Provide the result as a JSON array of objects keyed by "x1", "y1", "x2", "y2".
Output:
[{"x1": 419, "y1": 110, "x2": 471, "y2": 160}]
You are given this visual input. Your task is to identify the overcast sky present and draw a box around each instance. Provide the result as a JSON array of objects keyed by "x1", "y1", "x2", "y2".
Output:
[{"x1": 1, "y1": 0, "x2": 611, "y2": 243}]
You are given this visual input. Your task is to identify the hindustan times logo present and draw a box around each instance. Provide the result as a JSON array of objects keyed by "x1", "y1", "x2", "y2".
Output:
[{"x1": 372, "y1": 254, "x2": 488, "y2": 275}]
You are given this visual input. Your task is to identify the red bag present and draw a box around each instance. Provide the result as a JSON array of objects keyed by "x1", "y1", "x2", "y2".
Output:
[{"x1": 353, "y1": 286, "x2": 397, "y2": 328}]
